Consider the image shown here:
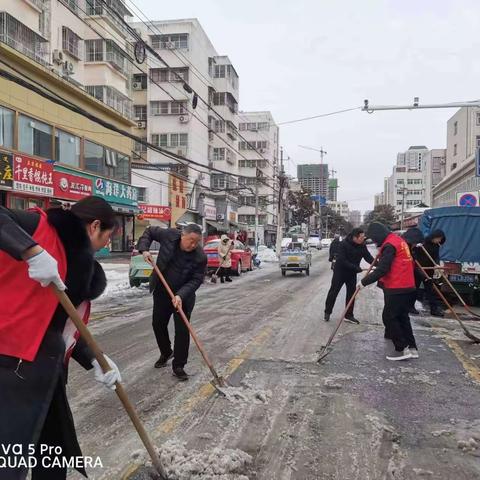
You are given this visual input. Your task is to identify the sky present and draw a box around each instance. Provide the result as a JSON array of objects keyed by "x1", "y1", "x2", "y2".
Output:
[{"x1": 131, "y1": 0, "x2": 480, "y2": 213}]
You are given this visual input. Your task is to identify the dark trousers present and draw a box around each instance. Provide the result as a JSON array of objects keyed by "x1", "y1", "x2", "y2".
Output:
[
  {"x1": 416, "y1": 277, "x2": 441, "y2": 312},
  {"x1": 152, "y1": 292, "x2": 195, "y2": 368},
  {"x1": 325, "y1": 270, "x2": 357, "y2": 316},
  {"x1": 218, "y1": 267, "x2": 231, "y2": 279},
  {"x1": 383, "y1": 292, "x2": 417, "y2": 351}
]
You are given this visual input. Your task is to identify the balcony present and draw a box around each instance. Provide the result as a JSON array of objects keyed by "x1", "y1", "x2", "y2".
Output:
[
  {"x1": 85, "y1": 0, "x2": 132, "y2": 36},
  {"x1": 85, "y1": 84, "x2": 133, "y2": 119},
  {"x1": 0, "y1": 12, "x2": 49, "y2": 66},
  {"x1": 85, "y1": 39, "x2": 130, "y2": 77}
]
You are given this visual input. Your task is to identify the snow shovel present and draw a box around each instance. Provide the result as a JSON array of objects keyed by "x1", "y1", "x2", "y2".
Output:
[
  {"x1": 147, "y1": 259, "x2": 229, "y2": 394},
  {"x1": 51, "y1": 287, "x2": 168, "y2": 480},
  {"x1": 414, "y1": 261, "x2": 480, "y2": 343},
  {"x1": 317, "y1": 252, "x2": 380, "y2": 363},
  {"x1": 210, "y1": 243, "x2": 234, "y2": 284},
  {"x1": 419, "y1": 244, "x2": 480, "y2": 320}
]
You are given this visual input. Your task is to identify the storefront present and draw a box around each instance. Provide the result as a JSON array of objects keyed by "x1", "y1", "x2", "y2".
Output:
[
  {"x1": 136, "y1": 204, "x2": 171, "y2": 242},
  {"x1": 0, "y1": 150, "x2": 13, "y2": 207}
]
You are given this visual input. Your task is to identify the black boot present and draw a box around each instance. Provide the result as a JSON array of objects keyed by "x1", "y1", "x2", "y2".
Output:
[
  {"x1": 345, "y1": 315, "x2": 360, "y2": 325},
  {"x1": 220, "y1": 277, "x2": 225, "y2": 284},
  {"x1": 409, "y1": 307, "x2": 420, "y2": 315},
  {"x1": 225, "y1": 277, "x2": 232, "y2": 282},
  {"x1": 154, "y1": 351, "x2": 173, "y2": 368},
  {"x1": 324, "y1": 312, "x2": 330, "y2": 322},
  {"x1": 172, "y1": 367, "x2": 189, "y2": 381},
  {"x1": 431, "y1": 307, "x2": 444, "y2": 318}
]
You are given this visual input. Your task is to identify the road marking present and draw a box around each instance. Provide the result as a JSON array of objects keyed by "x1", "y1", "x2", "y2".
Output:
[
  {"x1": 120, "y1": 325, "x2": 273, "y2": 479},
  {"x1": 443, "y1": 337, "x2": 480, "y2": 385}
]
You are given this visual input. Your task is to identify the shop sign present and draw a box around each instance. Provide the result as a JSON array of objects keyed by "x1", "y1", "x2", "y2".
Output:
[
  {"x1": 93, "y1": 177, "x2": 138, "y2": 206},
  {"x1": 138, "y1": 204, "x2": 171, "y2": 221},
  {"x1": 13, "y1": 154, "x2": 54, "y2": 196},
  {"x1": 0, "y1": 151, "x2": 13, "y2": 188},
  {"x1": 203, "y1": 205, "x2": 217, "y2": 220},
  {"x1": 53, "y1": 171, "x2": 93, "y2": 200}
]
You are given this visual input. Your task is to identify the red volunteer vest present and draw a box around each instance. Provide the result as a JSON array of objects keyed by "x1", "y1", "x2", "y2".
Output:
[
  {"x1": 0, "y1": 208, "x2": 67, "y2": 361},
  {"x1": 379, "y1": 233, "x2": 415, "y2": 290}
]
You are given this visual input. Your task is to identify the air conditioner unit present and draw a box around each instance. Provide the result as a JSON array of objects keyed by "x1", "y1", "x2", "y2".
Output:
[
  {"x1": 216, "y1": 214, "x2": 225, "y2": 221},
  {"x1": 63, "y1": 61, "x2": 74, "y2": 75},
  {"x1": 132, "y1": 82, "x2": 143, "y2": 90},
  {"x1": 52, "y1": 49, "x2": 64, "y2": 64},
  {"x1": 177, "y1": 148, "x2": 186, "y2": 157},
  {"x1": 166, "y1": 41, "x2": 175, "y2": 49},
  {"x1": 179, "y1": 115, "x2": 190, "y2": 123},
  {"x1": 137, "y1": 120, "x2": 146, "y2": 129}
]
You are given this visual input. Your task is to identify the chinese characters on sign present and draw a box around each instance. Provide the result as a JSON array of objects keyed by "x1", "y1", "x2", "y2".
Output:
[
  {"x1": 138, "y1": 205, "x2": 171, "y2": 221},
  {"x1": 0, "y1": 151, "x2": 13, "y2": 188},
  {"x1": 13, "y1": 155, "x2": 54, "y2": 196},
  {"x1": 94, "y1": 177, "x2": 139, "y2": 205},
  {"x1": 53, "y1": 171, "x2": 93, "y2": 201},
  {"x1": 203, "y1": 205, "x2": 217, "y2": 220}
]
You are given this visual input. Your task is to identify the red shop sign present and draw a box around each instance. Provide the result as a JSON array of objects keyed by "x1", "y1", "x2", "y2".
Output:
[
  {"x1": 138, "y1": 204, "x2": 171, "y2": 221},
  {"x1": 13, "y1": 154, "x2": 54, "y2": 196},
  {"x1": 53, "y1": 171, "x2": 93, "y2": 200}
]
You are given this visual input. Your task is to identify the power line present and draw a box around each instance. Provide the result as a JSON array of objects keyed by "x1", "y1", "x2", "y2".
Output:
[{"x1": 277, "y1": 107, "x2": 360, "y2": 126}]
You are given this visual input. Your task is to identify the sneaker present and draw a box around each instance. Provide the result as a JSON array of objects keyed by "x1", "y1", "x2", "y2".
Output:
[
  {"x1": 154, "y1": 352, "x2": 173, "y2": 368},
  {"x1": 409, "y1": 307, "x2": 420, "y2": 315},
  {"x1": 345, "y1": 315, "x2": 360, "y2": 325},
  {"x1": 386, "y1": 349, "x2": 412, "y2": 361},
  {"x1": 172, "y1": 367, "x2": 189, "y2": 381},
  {"x1": 410, "y1": 348, "x2": 419, "y2": 359},
  {"x1": 431, "y1": 308, "x2": 444, "y2": 318},
  {"x1": 324, "y1": 312, "x2": 330, "y2": 322}
]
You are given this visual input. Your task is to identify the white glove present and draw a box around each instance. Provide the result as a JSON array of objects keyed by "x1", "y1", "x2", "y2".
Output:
[
  {"x1": 92, "y1": 355, "x2": 121, "y2": 390},
  {"x1": 26, "y1": 250, "x2": 66, "y2": 291},
  {"x1": 357, "y1": 282, "x2": 365, "y2": 290}
]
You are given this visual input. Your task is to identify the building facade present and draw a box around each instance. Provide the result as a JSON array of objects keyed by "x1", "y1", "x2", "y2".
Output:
[
  {"x1": 422, "y1": 148, "x2": 446, "y2": 206},
  {"x1": 0, "y1": 0, "x2": 138, "y2": 252},
  {"x1": 327, "y1": 177, "x2": 338, "y2": 201},
  {"x1": 327, "y1": 200, "x2": 349, "y2": 221},
  {"x1": 348, "y1": 210, "x2": 361, "y2": 228},
  {"x1": 433, "y1": 107, "x2": 480, "y2": 207},
  {"x1": 237, "y1": 111, "x2": 279, "y2": 246},
  {"x1": 297, "y1": 164, "x2": 329, "y2": 199}
]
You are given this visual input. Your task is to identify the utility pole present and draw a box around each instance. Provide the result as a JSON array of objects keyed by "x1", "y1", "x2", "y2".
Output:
[
  {"x1": 276, "y1": 148, "x2": 286, "y2": 254},
  {"x1": 362, "y1": 97, "x2": 480, "y2": 113},
  {"x1": 254, "y1": 167, "x2": 259, "y2": 252}
]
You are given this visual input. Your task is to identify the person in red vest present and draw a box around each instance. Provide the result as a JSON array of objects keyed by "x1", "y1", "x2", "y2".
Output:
[
  {"x1": 359, "y1": 222, "x2": 420, "y2": 361},
  {"x1": 0, "y1": 196, "x2": 121, "y2": 480}
]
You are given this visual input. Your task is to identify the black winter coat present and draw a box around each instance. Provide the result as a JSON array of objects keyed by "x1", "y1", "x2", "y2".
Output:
[
  {"x1": 334, "y1": 234, "x2": 374, "y2": 276},
  {"x1": 0, "y1": 206, "x2": 106, "y2": 479},
  {"x1": 137, "y1": 227, "x2": 207, "y2": 300},
  {"x1": 328, "y1": 238, "x2": 341, "y2": 262},
  {"x1": 414, "y1": 229, "x2": 446, "y2": 268}
]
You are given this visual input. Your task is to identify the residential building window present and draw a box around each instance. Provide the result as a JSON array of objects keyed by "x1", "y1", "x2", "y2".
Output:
[
  {"x1": 214, "y1": 120, "x2": 225, "y2": 133},
  {"x1": 132, "y1": 73, "x2": 147, "y2": 90},
  {"x1": 113, "y1": 152, "x2": 130, "y2": 182},
  {"x1": 257, "y1": 122, "x2": 269, "y2": 131},
  {"x1": 0, "y1": 106, "x2": 14, "y2": 149},
  {"x1": 171, "y1": 101, "x2": 187, "y2": 114},
  {"x1": 477, "y1": 113, "x2": 480, "y2": 126},
  {"x1": 134, "y1": 105, "x2": 147, "y2": 121},
  {"x1": 85, "y1": 85, "x2": 133, "y2": 120},
  {"x1": 476, "y1": 136, "x2": 480, "y2": 148},
  {"x1": 454, "y1": 121, "x2": 458, "y2": 135},
  {"x1": 181, "y1": 197, "x2": 186, "y2": 209},
  {"x1": 151, "y1": 34, "x2": 189, "y2": 50},
  {"x1": 175, "y1": 195, "x2": 180, "y2": 207},
  {"x1": 212, "y1": 92, "x2": 238, "y2": 113},
  {"x1": 214, "y1": 65, "x2": 226, "y2": 78},
  {"x1": 150, "y1": 101, "x2": 186, "y2": 115},
  {"x1": 60, "y1": 0, "x2": 78, "y2": 12},
  {"x1": 55, "y1": 130, "x2": 80, "y2": 167},
  {"x1": 150, "y1": 68, "x2": 188, "y2": 83},
  {"x1": 137, "y1": 187, "x2": 147, "y2": 202},
  {"x1": 18, "y1": 115, "x2": 52, "y2": 160},
  {"x1": 84, "y1": 140, "x2": 105, "y2": 174},
  {"x1": 62, "y1": 27, "x2": 82, "y2": 60},
  {"x1": 152, "y1": 133, "x2": 188, "y2": 148},
  {"x1": 454, "y1": 143, "x2": 457, "y2": 156},
  {"x1": 85, "y1": 39, "x2": 103, "y2": 62},
  {"x1": 213, "y1": 148, "x2": 225, "y2": 161},
  {"x1": 134, "y1": 139, "x2": 147, "y2": 152},
  {"x1": 151, "y1": 101, "x2": 169, "y2": 115}
]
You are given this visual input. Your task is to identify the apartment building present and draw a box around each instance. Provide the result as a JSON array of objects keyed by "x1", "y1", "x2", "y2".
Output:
[
  {"x1": 327, "y1": 200, "x2": 349, "y2": 221},
  {"x1": 422, "y1": 148, "x2": 446, "y2": 206},
  {"x1": 129, "y1": 19, "x2": 240, "y2": 231},
  {"x1": 297, "y1": 164, "x2": 329, "y2": 199},
  {"x1": 433, "y1": 107, "x2": 480, "y2": 207},
  {"x1": 0, "y1": 0, "x2": 138, "y2": 252},
  {"x1": 237, "y1": 111, "x2": 279, "y2": 246}
]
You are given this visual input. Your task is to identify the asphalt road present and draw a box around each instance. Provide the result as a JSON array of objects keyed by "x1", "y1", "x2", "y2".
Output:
[{"x1": 67, "y1": 250, "x2": 480, "y2": 480}]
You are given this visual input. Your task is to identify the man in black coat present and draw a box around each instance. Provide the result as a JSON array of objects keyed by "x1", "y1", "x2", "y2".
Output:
[
  {"x1": 324, "y1": 228, "x2": 374, "y2": 324},
  {"x1": 328, "y1": 234, "x2": 341, "y2": 270},
  {"x1": 413, "y1": 229, "x2": 446, "y2": 317},
  {"x1": 138, "y1": 223, "x2": 207, "y2": 380}
]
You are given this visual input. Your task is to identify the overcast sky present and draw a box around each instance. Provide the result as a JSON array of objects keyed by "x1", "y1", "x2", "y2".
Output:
[{"x1": 132, "y1": 0, "x2": 480, "y2": 213}]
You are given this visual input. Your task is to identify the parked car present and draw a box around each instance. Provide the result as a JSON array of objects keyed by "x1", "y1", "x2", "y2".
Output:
[
  {"x1": 128, "y1": 241, "x2": 159, "y2": 287},
  {"x1": 321, "y1": 237, "x2": 333, "y2": 248},
  {"x1": 307, "y1": 236, "x2": 322, "y2": 250},
  {"x1": 204, "y1": 238, "x2": 253, "y2": 276}
]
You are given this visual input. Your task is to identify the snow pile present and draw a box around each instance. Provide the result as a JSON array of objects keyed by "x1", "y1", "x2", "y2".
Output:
[
  {"x1": 99, "y1": 262, "x2": 149, "y2": 298},
  {"x1": 158, "y1": 441, "x2": 252, "y2": 480},
  {"x1": 255, "y1": 248, "x2": 278, "y2": 263}
]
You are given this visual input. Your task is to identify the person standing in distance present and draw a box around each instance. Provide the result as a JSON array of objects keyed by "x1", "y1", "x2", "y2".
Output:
[{"x1": 137, "y1": 223, "x2": 207, "y2": 381}]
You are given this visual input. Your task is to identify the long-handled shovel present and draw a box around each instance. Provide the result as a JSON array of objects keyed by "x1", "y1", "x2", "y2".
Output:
[
  {"x1": 210, "y1": 243, "x2": 234, "y2": 284},
  {"x1": 147, "y1": 259, "x2": 228, "y2": 394},
  {"x1": 51, "y1": 287, "x2": 168, "y2": 480},
  {"x1": 317, "y1": 253, "x2": 380, "y2": 363},
  {"x1": 414, "y1": 261, "x2": 480, "y2": 343},
  {"x1": 419, "y1": 245, "x2": 480, "y2": 320}
]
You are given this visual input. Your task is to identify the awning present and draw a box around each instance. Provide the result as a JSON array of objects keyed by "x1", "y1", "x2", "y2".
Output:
[
  {"x1": 206, "y1": 220, "x2": 228, "y2": 231},
  {"x1": 175, "y1": 210, "x2": 199, "y2": 225}
]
